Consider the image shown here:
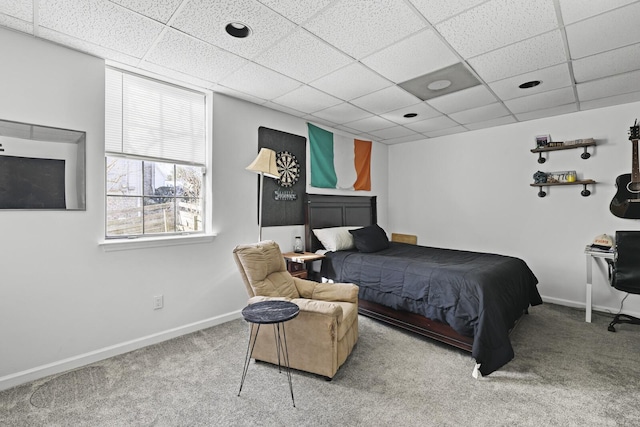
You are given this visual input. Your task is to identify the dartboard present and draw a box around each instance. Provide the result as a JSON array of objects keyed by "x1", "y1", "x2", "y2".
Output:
[{"x1": 276, "y1": 151, "x2": 300, "y2": 187}]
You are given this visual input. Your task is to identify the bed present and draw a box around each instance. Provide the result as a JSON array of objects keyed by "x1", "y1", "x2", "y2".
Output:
[{"x1": 305, "y1": 194, "x2": 542, "y2": 376}]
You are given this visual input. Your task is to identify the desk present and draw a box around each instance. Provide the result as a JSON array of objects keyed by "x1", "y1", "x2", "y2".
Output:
[
  {"x1": 238, "y1": 300, "x2": 300, "y2": 407},
  {"x1": 585, "y1": 249, "x2": 614, "y2": 323}
]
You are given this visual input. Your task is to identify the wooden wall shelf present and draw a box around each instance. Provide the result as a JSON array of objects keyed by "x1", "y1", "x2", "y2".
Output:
[
  {"x1": 530, "y1": 179, "x2": 596, "y2": 197},
  {"x1": 531, "y1": 140, "x2": 595, "y2": 163}
]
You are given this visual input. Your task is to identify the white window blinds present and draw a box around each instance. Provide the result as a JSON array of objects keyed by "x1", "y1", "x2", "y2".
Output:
[{"x1": 105, "y1": 68, "x2": 206, "y2": 164}]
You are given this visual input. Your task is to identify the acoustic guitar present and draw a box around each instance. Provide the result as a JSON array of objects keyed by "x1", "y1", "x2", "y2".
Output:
[{"x1": 610, "y1": 120, "x2": 640, "y2": 218}]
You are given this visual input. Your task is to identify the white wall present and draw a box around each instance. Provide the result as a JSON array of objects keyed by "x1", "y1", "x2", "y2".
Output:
[
  {"x1": 0, "y1": 28, "x2": 388, "y2": 390},
  {"x1": 388, "y1": 103, "x2": 640, "y2": 317}
]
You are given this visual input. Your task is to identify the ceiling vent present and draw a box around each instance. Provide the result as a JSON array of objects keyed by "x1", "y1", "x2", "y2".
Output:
[{"x1": 399, "y1": 63, "x2": 481, "y2": 101}]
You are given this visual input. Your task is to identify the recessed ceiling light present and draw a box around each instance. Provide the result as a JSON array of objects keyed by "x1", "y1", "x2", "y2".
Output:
[
  {"x1": 519, "y1": 80, "x2": 541, "y2": 89},
  {"x1": 427, "y1": 79, "x2": 452, "y2": 91},
  {"x1": 403, "y1": 113, "x2": 418, "y2": 118},
  {"x1": 225, "y1": 22, "x2": 251, "y2": 38}
]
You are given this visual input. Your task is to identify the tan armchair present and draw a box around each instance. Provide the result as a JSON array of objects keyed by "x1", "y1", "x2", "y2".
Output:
[{"x1": 233, "y1": 240, "x2": 359, "y2": 379}]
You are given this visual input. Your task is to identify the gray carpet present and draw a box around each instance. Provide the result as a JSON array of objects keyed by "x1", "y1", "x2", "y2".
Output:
[{"x1": 1, "y1": 303, "x2": 639, "y2": 426}]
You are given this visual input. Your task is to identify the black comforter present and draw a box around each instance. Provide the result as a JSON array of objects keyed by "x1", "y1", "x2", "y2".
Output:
[{"x1": 321, "y1": 242, "x2": 542, "y2": 375}]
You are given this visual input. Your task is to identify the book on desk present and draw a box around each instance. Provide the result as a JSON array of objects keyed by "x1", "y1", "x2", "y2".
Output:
[{"x1": 584, "y1": 244, "x2": 614, "y2": 255}]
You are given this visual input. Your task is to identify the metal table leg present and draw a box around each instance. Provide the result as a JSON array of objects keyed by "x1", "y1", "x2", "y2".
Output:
[
  {"x1": 238, "y1": 323, "x2": 260, "y2": 396},
  {"x1": 238, "y1": 321, "x2": 295, "y2": 407}
]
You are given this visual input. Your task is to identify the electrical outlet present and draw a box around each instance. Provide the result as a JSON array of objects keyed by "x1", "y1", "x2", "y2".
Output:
[{"x1": 153, "y1": 295, "x2": 164, "y2": 310}]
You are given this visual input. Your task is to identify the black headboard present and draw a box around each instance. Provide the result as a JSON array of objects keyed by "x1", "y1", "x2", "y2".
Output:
[{"x1": 305, "y1": 194, "x2": 377, "y2": 252}]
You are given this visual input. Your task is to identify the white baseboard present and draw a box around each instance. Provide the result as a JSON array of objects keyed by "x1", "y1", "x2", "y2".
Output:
[
  {"x1": 541, "y1": 296, "x2": 640, "y2": 319},
  {"x1": 0, "y1": 311, "x2": 243, "y2": 392}
]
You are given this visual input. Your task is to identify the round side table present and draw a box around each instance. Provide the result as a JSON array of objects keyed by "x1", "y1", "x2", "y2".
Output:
[{"x1": 238, "y1": 300, "x2": 300, "y2": 407}]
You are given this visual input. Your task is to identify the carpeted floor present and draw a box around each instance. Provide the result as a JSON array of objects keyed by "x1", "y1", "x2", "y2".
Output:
[{"x1": 1, "y1": 303, "x2": 639, "y2": 426}]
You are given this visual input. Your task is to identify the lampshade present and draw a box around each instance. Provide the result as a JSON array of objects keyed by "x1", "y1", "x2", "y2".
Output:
[{"x1": 246, "y1": 148, "x2": 279, "y2": 179}]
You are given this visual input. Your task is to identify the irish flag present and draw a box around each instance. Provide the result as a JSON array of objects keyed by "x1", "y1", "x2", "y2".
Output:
[{"x1": 308, "y1": 123, "x2": 372, "y2": 191}]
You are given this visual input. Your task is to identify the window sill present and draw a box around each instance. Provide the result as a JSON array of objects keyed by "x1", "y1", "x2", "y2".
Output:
[{"x1": 99, "y1": 233, "x2": 216, "y2": 252}]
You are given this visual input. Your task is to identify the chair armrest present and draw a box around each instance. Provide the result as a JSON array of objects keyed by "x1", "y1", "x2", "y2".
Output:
[
  {"x1": 293, "y1": 278, "x2": 358, "y2": 303},
  {"x1": 291, "y1": 298, "x2": 343, "y2": 322}
]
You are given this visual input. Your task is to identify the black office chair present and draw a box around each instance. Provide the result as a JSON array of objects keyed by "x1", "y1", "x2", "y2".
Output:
[{"x1": 607, "y1": 230, "x2": 640, "y2": 332}]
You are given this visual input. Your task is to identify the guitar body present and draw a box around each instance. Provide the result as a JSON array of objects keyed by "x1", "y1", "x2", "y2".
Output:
[
  {"x1": 610, "y1": 122, "x2": 640, "y2": 219},
  {"x1": 610, "y1": 173, "x2": 640, "y2": 218}
]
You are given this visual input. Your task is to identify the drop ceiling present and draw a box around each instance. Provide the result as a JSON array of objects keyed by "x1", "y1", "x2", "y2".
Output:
[{"x1": 2, "y1": 0, "x2": 640, "y2": 145}]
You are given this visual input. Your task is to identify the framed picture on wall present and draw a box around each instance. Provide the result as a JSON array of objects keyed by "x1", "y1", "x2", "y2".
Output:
[{"x1": 535, "y1": 134, "x2": 551, "y2": 147}]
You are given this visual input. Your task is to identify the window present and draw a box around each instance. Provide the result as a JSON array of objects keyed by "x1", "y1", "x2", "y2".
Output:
[{"x1": 105, "y1": 68, "x2": 207, "y2": 238}]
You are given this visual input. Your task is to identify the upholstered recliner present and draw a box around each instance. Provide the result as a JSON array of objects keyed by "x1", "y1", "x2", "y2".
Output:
[{"x1": 233, "y1": 240, "x2": 359, "y2": 379}]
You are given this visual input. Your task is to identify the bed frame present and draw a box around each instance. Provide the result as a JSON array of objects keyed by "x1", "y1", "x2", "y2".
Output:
[{"x1": 305, "y1": 194, "x2": 473, "y2": 352}]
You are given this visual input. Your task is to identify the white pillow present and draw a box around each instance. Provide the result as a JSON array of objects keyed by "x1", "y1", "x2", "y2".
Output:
[{"x1": 313, "y1": 226, "x2": 360, "y2": 251}]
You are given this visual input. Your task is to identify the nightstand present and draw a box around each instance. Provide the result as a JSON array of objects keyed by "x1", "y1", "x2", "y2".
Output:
[{"x1": 282, "y1": 252, "x2": 326, "y2": 281}]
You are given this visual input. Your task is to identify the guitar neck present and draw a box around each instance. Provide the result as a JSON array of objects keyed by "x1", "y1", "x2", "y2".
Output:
[{"x1": 633, "y1": 139, "x2": 640, "y2": 184}]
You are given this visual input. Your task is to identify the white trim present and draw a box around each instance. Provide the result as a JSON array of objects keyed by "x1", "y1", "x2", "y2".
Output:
[
  {"x1": 99, "y1": 233, "x2": 216, "y2": 252},
  {"x1": 541, "y1": 296, "x2": 640, "y2": 319},
  {"x1": 0, "y1": 310, "x2": 242, "y2": 392}
]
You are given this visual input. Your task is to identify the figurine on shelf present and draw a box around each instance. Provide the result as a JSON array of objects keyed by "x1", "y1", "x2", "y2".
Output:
[{"x1": 533, "y1": 171, "x2": 547, "y2": 184}]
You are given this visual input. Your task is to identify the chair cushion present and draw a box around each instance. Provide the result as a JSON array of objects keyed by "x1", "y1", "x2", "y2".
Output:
[{"x1": 234, "y1": 241, "x2": 299, "y2": 298}]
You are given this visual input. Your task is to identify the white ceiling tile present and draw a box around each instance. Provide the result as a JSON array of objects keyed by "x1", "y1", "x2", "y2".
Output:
[
  {"x1": 213, "y1": 85, "x2": 268, "y2": 106},
  {"x1": 436, "y1": 0, "x2": 557, "y2": 58},
  {"x1": 254, "y1": 29, "x2": 352, "y2": 83},
  {"x1": 257, "y1": 0, "x2": 334, "y2": 24},
  {"x1": 423, "y1": 125, "x2": 467, "y2": 138},
  {"x1": 515, "y1": 103, "x2": 578, "y2": 122},
  {"x1": 580, "y1": 91, "x2": 640, "y2": 111},
  {"x1": 310, "y1": 62, "x2": 392, "y2": 101},
  {"x1": 109, "y1": 0, "x2": 183, "y2": 23},
  {"x1": 342, "y1": 116, "x2": 397, "y2": 133},
  {"x1": 427, "y1": 85, "x2": 497, "y2": 114},
  {"x1": 559, "y1": 0, "x2": 636, "y2": 25},
  {"x1": 449, "y1": 102, "x2": 511, "y2": 124},
  {"x1": 465, "y1": 115, "x2": 516, "y2": 130},
  {"x1": 368, "y1": 126, "x2": 417, "y2": 140},
  {"x1": 219, "y1": 63, "x2": 301, "y2": 100},
  {"x1": 262, "y1": 101, "x2": 307, "y2": 117},
  {"x1": 380, "y1": 102, "x2": 441, "y2": 124},
  {"x1": 566, "y1": 3, "x2": 640, "y2": 59},
  {"x1": 0, "y1": 13, "x2": 33, "y2": 33},
  {"x1": 171, "y1": 0, "x2": 297, "y2": 59},
  {"x1": 303, "y1": 115, "x2": 341, "y2": 129},
  {"x1": 272, "y1": 85, "x2": 342, "y2": 114},
  {"x1": 469, "y1": 30, "x2": 567, "y2": 82},
  {"x1": 405, "y1": 115, "x2": 459, "y2": 132},
  {"x1": 489, "y1": 63, "x2": 572, "y2": 100},
  {"x1": 330, "y1": 126, "x2": 378, "y2": 141},
  {"x1": 0, "y1": 0, "x2": 32, "y2": 22},
  {"x1": 409, "y1": 0, "x2": 486, "y2": 24},
  {"x1": 304, "y1": 0, "x2": 425, "y2": 59},
  {"x1": 573, "y1": 43, "x2": 640, "y2": 83},
  {"x1": 383, "y1": 134, "x2": 427, "y2": 145},
  {"x1": 576, "y1": 70, "x2": 640, "y2": 102},
  {"x1": 361, "y1": 29, "x2": 459, "y2": 83},
  {"x1": 39, "y1": 28, "x2": 142, "y2": 66},
  {"x1": 504, "y1": 87, "x2": 575, "y2": 114},
  {"x1": 141, "y1": 62, "x2": 218, "y2": 89},
  {"x1": 311, "y1": 103, "x2": 373, "y2": 124},
  {"x1": 350, "y1": 86, "x2": 421, "y2": 114},
  {"x1": 145, "y1": 29, "x2": 248, "y2": 82},
  {"x1": 39, "y1": 0, "x2": 165, "y2": 58}
]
